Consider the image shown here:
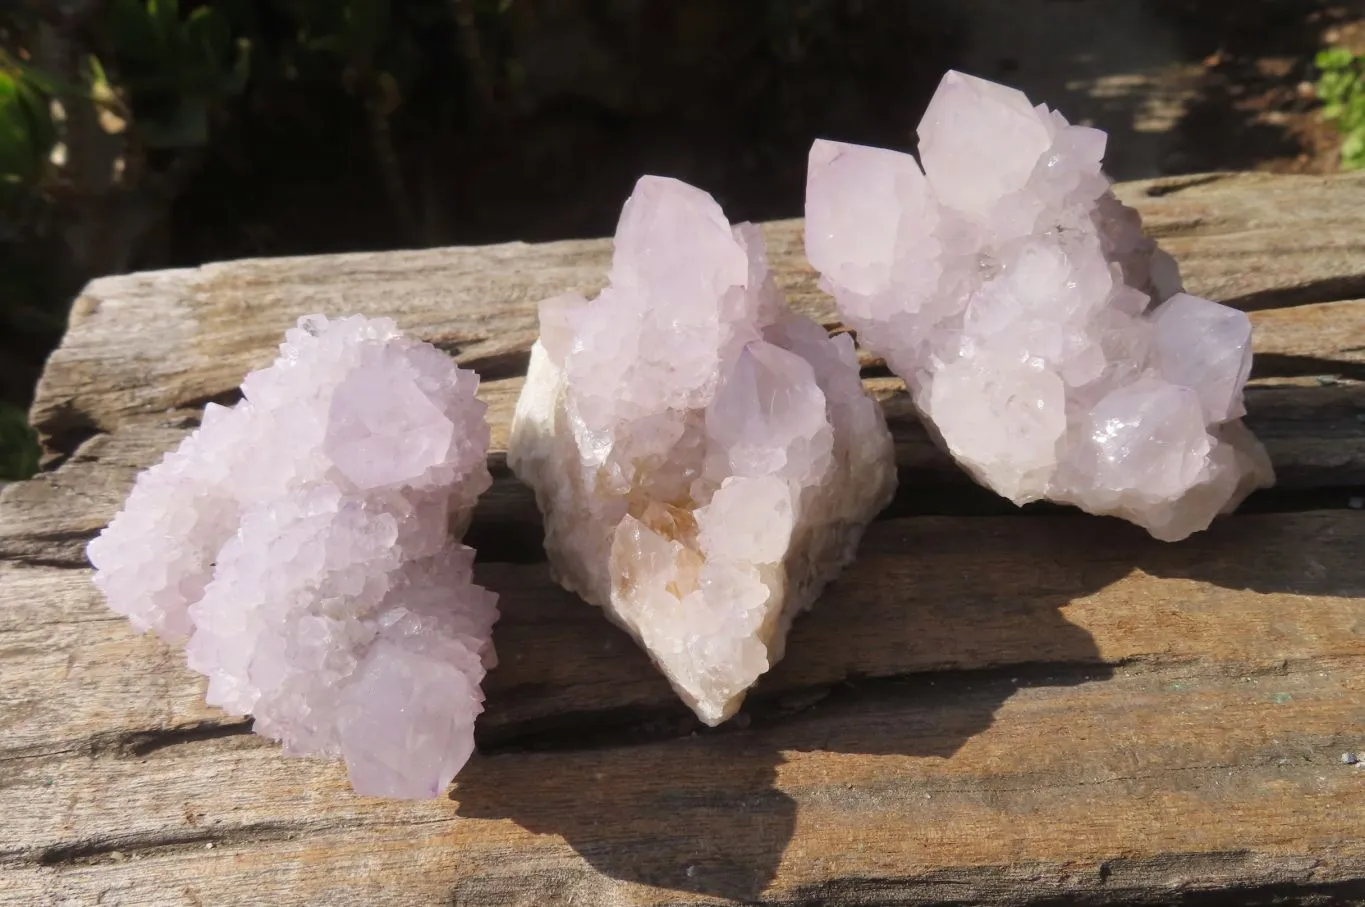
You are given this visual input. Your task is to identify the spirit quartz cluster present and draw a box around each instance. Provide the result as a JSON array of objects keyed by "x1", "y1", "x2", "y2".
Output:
[
  {"x1": 509, "y1": 175, "x2": 896, "y2": 725},
  {"x1": 87, "y1": 71, "x2": 1278, "y2": 799},
  {"x1": 87, "y1": 315, "x2": 498, "y2": 799},
  {"x1": 806, "y1": 71, "x2": 1273, "y2": 540}
]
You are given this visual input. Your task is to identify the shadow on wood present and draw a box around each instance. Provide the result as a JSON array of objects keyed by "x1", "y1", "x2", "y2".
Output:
[
  {"x1": 450, "y1": 504, "x2": 1357, "y2": 903},
  {"x1": 453, "y1": 527, "x2": 1113, "y2": 901}
]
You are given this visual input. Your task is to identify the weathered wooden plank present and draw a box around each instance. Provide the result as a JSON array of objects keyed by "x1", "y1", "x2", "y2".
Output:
[
  {"x1": 1253, "y1": 299, "x2": 1365, "y2": 380},
  {"x1": 8, "y1": 171, "x2": 1365, "y2": 906},
  {"x1": 5, "y1": 506, "x2": 1364, "y2": 764},
  {"x1": 28, "y1": 171, "x2": 1365, "y2": 453},
  {"x1": 1127, "y1": 172, "x2": 1365, "y2": 310},
  {"x1": 4, "y1": 657, "x2": 1362, "y2": 905}
]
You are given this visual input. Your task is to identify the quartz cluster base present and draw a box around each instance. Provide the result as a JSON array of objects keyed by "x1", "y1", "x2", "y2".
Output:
[
  {"x1": 509, "y1": 175, "x2": 897, "y2": 725},
  {"x1": 805, "y1": 70, "x2": 1273, "y2": 540},
  {"x1": 87, "y1": 314, "x2": 498, "y2": 799}
]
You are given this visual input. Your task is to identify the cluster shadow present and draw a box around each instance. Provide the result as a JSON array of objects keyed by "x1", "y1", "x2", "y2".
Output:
[{"x1": 450, "y1": 476, "x2": 1357, "y2": 902}]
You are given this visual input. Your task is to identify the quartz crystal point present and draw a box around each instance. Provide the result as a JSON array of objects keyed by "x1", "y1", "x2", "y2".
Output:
[
  {"x1": 509, "y1": 175, "x2": 896, "y2": 725},
  {"x1": 87, "y1": 315, "x2": 498, "y2": 799},
  {"x1": 804, "y1": 70, "x2": 1273, "y2": 541}
]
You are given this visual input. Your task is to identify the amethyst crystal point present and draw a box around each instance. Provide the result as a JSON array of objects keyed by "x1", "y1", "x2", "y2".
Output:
[
  {"x1": 508, "y1": 175, "x2": 897, "y2": 726},
  {"x1": 804, "y1": 70, "x2": 1273, "y2": 541},
  {"x1": 87, "y1": 314, "x2": 498, "y2": 799}
]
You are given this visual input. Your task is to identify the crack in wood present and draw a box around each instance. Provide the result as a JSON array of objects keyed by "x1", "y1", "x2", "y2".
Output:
[
  {"x1": 5, "y1": 820, "x2": 310, "y2": 869},
  {"x1": 1141, "y1": 173, "x2": 1234, "y2": 198},
  {"x1": 778, "y1": 859, "x2": 1365, "y2": 907},
  {"x1": 115, "y1": 719, "x2": 258, "y2": 758},
  {"x1": 0, "y1": 719, "x2": 262, "y2": 766}
]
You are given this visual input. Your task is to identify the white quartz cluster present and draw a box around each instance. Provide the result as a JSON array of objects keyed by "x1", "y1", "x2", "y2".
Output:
[
  {"x1": 805, "y1": 70, "x2": 1273, "y2": 540},
  {"x1": 87, "y1": 314, "x2": 498, "y2": 799},
  {"x1": 509, "y1": 175, "x2": 896, "y2": 725}
]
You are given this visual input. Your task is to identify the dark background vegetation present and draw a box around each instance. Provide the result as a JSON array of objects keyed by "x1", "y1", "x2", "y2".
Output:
[{"x1": 2, "y1": 0, "x2": 1365, "y2": 478}]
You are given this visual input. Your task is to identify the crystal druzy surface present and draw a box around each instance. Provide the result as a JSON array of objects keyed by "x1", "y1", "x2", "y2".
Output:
[
  {"x1": 509, "y1": 175, "x2": 896, "y2": 725},
  {"x1": 805, "y1": 70, "x2": 1273, "y2": 541},
  {"x1": 87, "y1": 315, "x2": 498, "y2": 799}
]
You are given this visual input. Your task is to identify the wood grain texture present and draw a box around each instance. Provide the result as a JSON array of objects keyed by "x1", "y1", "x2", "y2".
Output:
[{"x1": 5, "y1": 171, "x2": 1365, "y2": 906}]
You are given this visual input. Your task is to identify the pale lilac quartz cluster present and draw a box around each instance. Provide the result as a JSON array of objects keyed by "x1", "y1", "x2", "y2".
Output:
[
  {"x1": 87, "y1": 314, "x2": 498, "y2": 799},
  {"x1": 509, "y1": 176, "x2": 896, "y2": 725},
  {"x1": 804, "y1": 71, "x2": 1273, "y2": 541}
]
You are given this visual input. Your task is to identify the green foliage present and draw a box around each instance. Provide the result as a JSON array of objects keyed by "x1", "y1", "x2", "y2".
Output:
[
  {"x1": 107, "y1": 0, "x2": 252, "y2": 147},
  {"x1": 1316, "y1": 46, "x2": 1365, "y2": 171},
  {"x1": 0, "y1": 61, "x2": 56, "y2": 196},
  {"x1": 0, "y1": 403, "x2": 39, "y2": 481},
  {"x1": 289, "y1": 0, "x2": 392, "y2": 60}
]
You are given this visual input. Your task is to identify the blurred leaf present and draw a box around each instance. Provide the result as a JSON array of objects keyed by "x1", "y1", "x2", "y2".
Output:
[
  {"x1": 0, "y1": 73, "x2": 31, "y2": 177},
  {"x1": 150, "y1": 0, "x2": 181, "y2": 38},
  {"x1": 375, "y1": 69, "x2": 401, "y2": 115},
  {"x1": 1343, "y1": 130, "x2": 1365, "y2": 170},
  {"x1": 290, "y1": 0, "x2": 391, "y2": 63},
  {"x1": 186, "y1": 6, "x2": 233, "y2": 65},
  {"x1": 4, "y1": 55, "x2": 62, "y2": 96},
  {"x1": 304, "y1": 34, "x2": 343, "y2": 54},
  {"x1": 0, "y1": 69, "x2": 55, "y2": 188},
  {"x1": 138, "y1": 98, "x2": 209, "y2": 147},
  {"x1": 222, "y1": 38, "x2": 253, "y2": 94},
  {"x1": 1316, "y1": 47, "x2": 1355, "y2": 70},
  {"x1": 110, "y1": 0, "x2": 163, "y2": 64},
  {"x1": 0, "y1": 402, "x2": 39, "y2": 481},
  {"x1": 346, "y1": 0, "x2": 391, "y2": 53},
  {"x1": 1315, "y1": 45, "x2": 1365, "y2": 171},
  {"x1": 85, "y1": 54, "x2": 124, "y2": 113},
  {"x1": 110, "y1": 0, "x2": 251, "y2": 125}
]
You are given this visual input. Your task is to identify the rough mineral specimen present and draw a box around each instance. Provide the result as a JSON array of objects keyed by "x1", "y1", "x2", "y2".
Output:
[
  {"x1": 87, "y1": 315, "x2": 498, "y2": 799},
  {"x1": 509, "y1": 175, "x2": 896, "y2": 725},
  {"x1": 804, "y1": 70, "x2": 1273, "y2": 541}
]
